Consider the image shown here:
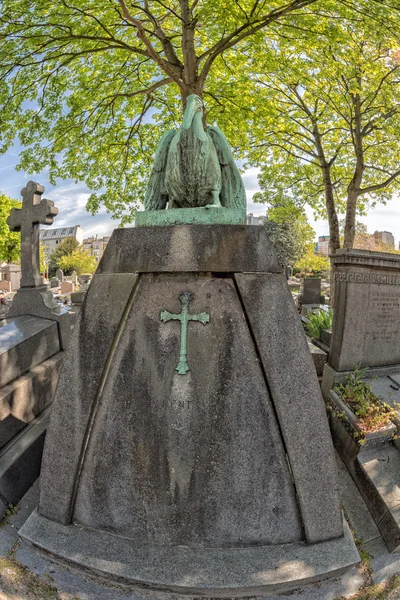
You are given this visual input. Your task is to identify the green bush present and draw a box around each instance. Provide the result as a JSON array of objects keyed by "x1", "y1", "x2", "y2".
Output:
[
  {"x1": 304, "y1": 308, "x2": 333, "y2": 340},
  {"x1": 334, "y1": 366, "x2": 397, "y2": 433}
]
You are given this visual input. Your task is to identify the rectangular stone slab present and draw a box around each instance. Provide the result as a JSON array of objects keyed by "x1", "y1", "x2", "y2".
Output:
[
  {"x1": 235, "y1": 272, "x2": 343, "y2": 544},
  {"x1": 0, "y1": 406, "x2": 50, "y2": 510},
  {"x1": 0, "y1": 316, "x2": 60, "y2": 388},
  {"x1": 97, "y1": 225, "x2": 281, "y2": 274},
  {"x1": 0, "y1": 352, "x2": 64, "y2": 448},
  {"x1": 136, "y1": 207, "x2": 246, "y2": 226},
  {"x1": 329, "y1": 250, "x2": 400, "y2": 371},
  {"x1": 39, "y1": 273, "x2": 139, "y2": 524}
]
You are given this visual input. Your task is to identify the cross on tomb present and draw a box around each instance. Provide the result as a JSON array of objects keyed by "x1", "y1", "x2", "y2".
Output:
[
  {"x1": 7, "y1": 181, "x2": 58, "y2": 288},
  {"x1": 160, "y1": 291, "x2": 210, "y2": 375}
]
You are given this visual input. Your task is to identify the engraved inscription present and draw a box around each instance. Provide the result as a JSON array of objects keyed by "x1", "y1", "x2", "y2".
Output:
[
  {"x1": 365, "y1": 289, "x2": 400, "y2": 346},
  {"x1": 335, "y1": 271, "x2": 400, "y2": 285}
]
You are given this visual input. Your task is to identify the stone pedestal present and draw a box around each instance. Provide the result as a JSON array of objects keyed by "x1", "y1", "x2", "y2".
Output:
[
  {"x1": 7, "y1": 286, "x2": 71, "y2": 350},
  {"x1": 21, "y1": 225, "x2": 358, "y2": 594}
]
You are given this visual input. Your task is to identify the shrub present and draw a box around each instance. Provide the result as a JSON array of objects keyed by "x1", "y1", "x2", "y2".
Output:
[{"x1": 304, "y1": 308, "x2": 333, "y2": 340}]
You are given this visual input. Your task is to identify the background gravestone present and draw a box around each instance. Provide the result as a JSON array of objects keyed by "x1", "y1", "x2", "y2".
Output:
[
  {"x1": 7, "y1": 182, "x2": 71, "y2": 350},
  {"x1": 56, "y1": 268, "x2": 64, "y2": 283},
  {"x1": 326, "y1": 250, "x2": 400, "y2": 374}
]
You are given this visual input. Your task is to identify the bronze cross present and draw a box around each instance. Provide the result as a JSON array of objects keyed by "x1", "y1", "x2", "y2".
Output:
[
  {"x1": 7, "y1": 181, "x2": 58, "y2": 288},
  {"x1": 160, "y1": 291, "x2": 210, "y2": 375}
]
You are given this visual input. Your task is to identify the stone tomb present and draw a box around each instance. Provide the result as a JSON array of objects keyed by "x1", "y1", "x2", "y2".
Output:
[
  {"x1": 327, "y1": 250, "x2": 400, "y2": 374},
  {"x1": 21, "y1": 225, "x2": 358, "y2": 595},
  {"x1": 322, "y1": 249, "x2": 400, "y2": 553}
]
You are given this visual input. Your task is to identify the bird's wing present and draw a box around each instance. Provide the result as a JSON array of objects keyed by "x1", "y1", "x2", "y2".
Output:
[
  {"x1": 144, "y1": 130, "x2": 176, "y2": 210},
  {"x1": 208, "y1": 126, "x2": 246, "y2": 210}
]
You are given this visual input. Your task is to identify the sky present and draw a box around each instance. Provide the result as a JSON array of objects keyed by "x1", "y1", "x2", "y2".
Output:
[{"x1": 1, "y1": 141, "x2": 400, "y2": 246}]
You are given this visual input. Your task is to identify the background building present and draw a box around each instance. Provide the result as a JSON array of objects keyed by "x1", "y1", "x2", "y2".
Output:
[
  {"x1": 316, "y1": 235, "x2": 330, "y2": 256},
  {"x1": 373, "y1": 230, "x2": 394, "y2": 249},
  {"x1": 83, "y1": 235, "x2": 111, "y2": 262},
  {"x1": 39, "y1": 225, "x2": 84, "y2": 254},
  {"x1": 247, "y1": 213, "x2": 261, "y2": 225}
]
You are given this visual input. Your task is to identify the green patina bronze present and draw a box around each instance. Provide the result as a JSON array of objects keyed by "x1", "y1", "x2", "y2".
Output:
[
  {"x1": 136, "y1": 207, "x2": 246, "y2": 227},
  {"x1": 160, "y1": 291, "x2": 210, "y2": 375},
  {"x1": 144, "y1": 94, "x2": 246, "y2": 225}
]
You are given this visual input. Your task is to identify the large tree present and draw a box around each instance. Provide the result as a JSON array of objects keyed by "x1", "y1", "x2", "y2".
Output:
[
  {"x1": 256, "y1": 196, "x2": 315, "y2": 268},
  {"x1": 0, "y1": 1, "x2": 398, "y2": 223},
  {"x1": 0, "y1": 193, "x2": 21, "y2": 264},
  {"x1": 247, "y1": 14, "x2": 400, "y2": 254}
]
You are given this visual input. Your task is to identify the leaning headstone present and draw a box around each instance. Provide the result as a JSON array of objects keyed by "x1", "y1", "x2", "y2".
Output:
[
  {"x1": 71, "y1": 270, "x2": 78, "y2": 285},
  {"x1": 22, "y1": 225, "x2": 358, "y2": 594},
  {"x1": 56, "y1": 268, "x2": 64, "y2": 283},
  {"x1": 6, "y1": 181, "x2": 71, "y2": 350}
]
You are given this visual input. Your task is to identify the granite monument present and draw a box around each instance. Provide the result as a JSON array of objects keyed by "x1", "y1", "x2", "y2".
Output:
[{"x1": 21, "y1": 113, "x2": 358, "y2": 594}]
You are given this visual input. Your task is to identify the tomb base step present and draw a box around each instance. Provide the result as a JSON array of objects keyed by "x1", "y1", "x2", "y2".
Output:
[
  {"x1": 20, "y1": 511, "x2": 359, "y2": 597},
  {"x1": 0, "y1": 407, "x2": 50, "y2": 518},
  {"x1": 332, "y1": 423, "x2": 400, "y2": 553},
  {"x1": 357, "y1": 446, "x2": 400, "y2": 552}
]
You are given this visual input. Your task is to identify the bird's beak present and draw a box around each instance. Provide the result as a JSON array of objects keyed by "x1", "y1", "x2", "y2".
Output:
[{"x1": 182, "y1": 95, "x2": 201, "y2": 129}]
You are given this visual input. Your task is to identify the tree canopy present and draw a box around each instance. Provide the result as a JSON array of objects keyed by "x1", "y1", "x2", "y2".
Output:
[
  {"x1": 258, "y1": 197, "x2": 315, "y2": 268},
  {"x1": 1, "y1": 0, "x2": 399, "y2": 224},
  {"x1": 58, "y1": 248, "x2": 98, "y2": 275},
  {"x1": 0, "y1": 194, "x2": 21, "y2": 264},
  {"x1": 49, "y1": 237, "x2": 80, "y2": 268},
  {"x1": 248, "y1": 10, "x2": 400, "y2": 252}
]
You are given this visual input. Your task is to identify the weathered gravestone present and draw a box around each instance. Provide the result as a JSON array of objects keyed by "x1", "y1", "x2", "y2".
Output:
[
  {"x1": 0, "y1": 182, "x2": 67, "y2": 517},
  {"x1": 322, "y1": 249, "x2": 400, "y2": 552},
  {"x1": 71, "y1": 270, "x2": 78, "y2": 285},
  {"x1": 0, "y1": 264, "x2": 21, "y2": 291},
  {"x1": 60, "y1": 281, "x2": 74, "y2": 295},
  {"x1": 7, "y1": 182, "x2": 71, "y2": 350},
  {"x1": 21, "y1": 101, "x2": 358, "y2": 595},
  {"x1": 56, "y1": 268, "x2": 64, "y2": 283},
  {"x1": 298, "y1": 277, "x2": 325, "y2": 309}
]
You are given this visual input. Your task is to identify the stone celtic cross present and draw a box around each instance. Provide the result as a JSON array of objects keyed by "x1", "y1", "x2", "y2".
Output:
[
  {"x1": 7, "y1": 181, "x2": 58, "y2": 288},
  {"x1": 160, "y1": 291, "x2": 210, "y2": 375}
]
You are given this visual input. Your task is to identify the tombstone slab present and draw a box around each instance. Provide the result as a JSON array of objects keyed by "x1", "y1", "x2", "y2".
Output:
[
  {"x1": 0, "y1": 316, "x2": 60, "y2": 388},
  {"x1": 329, "y1": 250, "x2": 400, "y2": 371},
  {"x1": 301, "y1": 277, "x2": 323, "y2": 304},
  {"x1": 22, "y1": 225, "x2": 358, "y2": 594},
  {"x1": 60, "y1": 281, "x2": 74, "y2": 295}
]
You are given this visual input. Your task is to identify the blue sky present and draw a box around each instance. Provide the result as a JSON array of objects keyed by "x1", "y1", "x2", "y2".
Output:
[{"x1": 1, "y1": 141, "x2": 399, "y2": 245}]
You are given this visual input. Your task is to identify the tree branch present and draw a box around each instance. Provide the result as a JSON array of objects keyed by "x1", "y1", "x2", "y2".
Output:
[
  {"x1": 117, "y1": 0, "x2": 184, "y2": 89},
  {"x1": 359, "y1": 169, "x2": 400, "y2": 195}
]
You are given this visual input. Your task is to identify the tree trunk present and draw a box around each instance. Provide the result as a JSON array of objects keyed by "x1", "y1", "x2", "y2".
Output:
[
  {"x1": 343, "y1": 188, "x2": 358, "y2": 248},
  {"x1": 312, "y1": 123, "x2": 340, "y2": 306}
]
